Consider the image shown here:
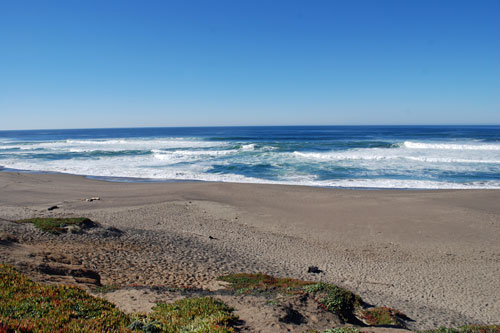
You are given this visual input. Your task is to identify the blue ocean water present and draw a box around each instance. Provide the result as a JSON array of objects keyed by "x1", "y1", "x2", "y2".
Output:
[{"x1": 0, "y1": 126, "x2": 499, "y2": 189}]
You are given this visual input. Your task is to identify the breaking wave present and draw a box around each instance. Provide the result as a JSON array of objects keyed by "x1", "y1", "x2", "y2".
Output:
[{"x1": 1, "y1": 126, "x2": 499, "y2": 189}]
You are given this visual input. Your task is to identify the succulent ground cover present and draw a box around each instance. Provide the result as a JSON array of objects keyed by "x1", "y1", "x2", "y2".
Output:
[
  {"x1": 131, "y1": 297, "x2": 238, "y2": 332},
  {"x1": 0, "y1": 264, "x2": 237, "y2": 332},
  {"x1": 0, "y1": 264, "x2": 131, "y2": 331},
  {"x1": 17, "y1": 217, "x2": 96, "y2": 234}
]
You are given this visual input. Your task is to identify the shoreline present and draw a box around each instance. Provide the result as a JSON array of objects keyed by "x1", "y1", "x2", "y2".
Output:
[
  {"x1": 1, "y1": 171, "x2": 499, "y2": 330},
  {"x1": 0, "y1": 167, "x2": 492, "y2": 191}
]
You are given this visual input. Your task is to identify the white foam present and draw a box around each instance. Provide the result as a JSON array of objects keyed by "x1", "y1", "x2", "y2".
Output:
[
  {"x1": 152, "y1": 149, "x2": 237, "y2": 162},
  {"x1": 292, "y1": 150, "x2": 500, "y2": 164},
  {"x1": 405, "y1": 156, "x2": 500, "y2": 164},
  {"x1": 402, "y1": 141, "x2": 500, "y2": 150},
  {"x1": 0, "y1": 156, "x2": 267, "y2": 184},
  {"x1": 3, "y1": 155, "x2": 499, "y2": 189},
  {"x1": 240, "y1": 143, "x2": 256, "y2": 151},
  {"x1": 1, "y1": 138, "x2": 227, "y2": 153},
  {"x1": 303, "y1": 178, "x2": 500, "y2": 189},
  {"x1": 292, "y1": 151, "x2": 398, "y2": 161}
]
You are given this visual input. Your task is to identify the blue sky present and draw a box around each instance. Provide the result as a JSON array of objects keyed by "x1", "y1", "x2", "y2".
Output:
[{"x1": 1, "y1": 0, "x2": 499, "y2": 129}]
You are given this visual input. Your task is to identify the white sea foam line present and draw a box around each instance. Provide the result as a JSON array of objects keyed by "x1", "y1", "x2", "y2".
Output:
[
  {"x1": 152, "y1": 149, "x2": 237, "y2": 161},
  {"x1": 291, "y1": 149, "x2": 500, "y2": 164},
  {"x1": 292, "y1": 152, "x2": 500, "y2": 164},
  {"x1": 306, "y1": 178, "x2": 500, "y2": 189},
  {"x1": 64, "y1": 137, "x2": 216, "y2": 144},
  {"x1": 405, "y1": 156, "x2": 500, "y2": 164},
  {"x1": 292, "y1": 151, "x2": 403, "y2": 161},
  {"x1": 260, "y1": 145, "x2": 278, "y2": 151},
  {"x1": 0, "y1": 157, "x2": 267, "y2": 184},
  {"x1": 0, "y1": 145, "x2": 39, "y2": 150},
  {"x1": 3, "y1": 156, "x2": 500, "y2": 189},
  {"x1": 240, "y1": 143, "x2": 256, "y2": 151},
  {"x1": 402, "y1": 141, "x2": 500, "y2": 150},
  {"x1": 3, "y1": 148, "x2": 499, "y2": 176},
  {"x1": 150, "y1": 144, "x2": 278, "y2": 162},
  {"x1": 1, "y1": 138, "x2": 228, "y2": 152},
  {"x1": 284, "y1": 153, "x2": 499, "y2": 176}
]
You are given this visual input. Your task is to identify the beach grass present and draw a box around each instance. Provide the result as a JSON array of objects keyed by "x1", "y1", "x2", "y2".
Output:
[{"x1": 17, "y1": 217, "x2": 95, "y2": 234}]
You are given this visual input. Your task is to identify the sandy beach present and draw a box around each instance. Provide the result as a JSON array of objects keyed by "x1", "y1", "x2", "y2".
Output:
[{"x1": 1, "y1": 171, "x2": 499, "y2": 330}]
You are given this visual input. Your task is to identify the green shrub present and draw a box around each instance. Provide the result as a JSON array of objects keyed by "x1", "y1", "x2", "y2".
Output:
[{"x1": 304, "y1": 282, "x2": 362, "y2": 322}]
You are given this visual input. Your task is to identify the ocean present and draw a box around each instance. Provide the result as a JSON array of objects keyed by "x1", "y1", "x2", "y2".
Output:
[{"x1": 0, "y1": 126, "x2": 499, "y2": 189}]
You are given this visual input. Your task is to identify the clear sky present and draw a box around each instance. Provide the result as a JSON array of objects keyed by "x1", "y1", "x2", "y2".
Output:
[{"x1": 1, "y1": 0, "x2": 499, "y2": 130}]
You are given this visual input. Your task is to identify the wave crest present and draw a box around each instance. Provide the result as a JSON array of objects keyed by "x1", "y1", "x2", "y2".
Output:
[{"x1": 402, "y1": 141, "x2": 500, "y2": 150}]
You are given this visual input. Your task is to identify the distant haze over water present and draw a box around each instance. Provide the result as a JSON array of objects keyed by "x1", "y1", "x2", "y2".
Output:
[{"x1": 0, "y1": 126, "x2": 499, "y2": 189}]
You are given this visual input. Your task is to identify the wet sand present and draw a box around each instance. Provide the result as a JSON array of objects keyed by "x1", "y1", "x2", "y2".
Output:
[{"x1": 1, "y1": 171, "x2": 499, "y2": 330}]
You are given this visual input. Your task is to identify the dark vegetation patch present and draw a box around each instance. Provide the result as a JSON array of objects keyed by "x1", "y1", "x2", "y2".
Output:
[{"x1": 17, "y1": 217, "x2": 97, "y2": 234}]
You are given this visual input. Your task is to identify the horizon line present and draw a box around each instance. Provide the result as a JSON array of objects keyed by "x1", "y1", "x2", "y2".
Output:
[{"x1": 1, "y1": 124, "x2": 500, "y2": 132}]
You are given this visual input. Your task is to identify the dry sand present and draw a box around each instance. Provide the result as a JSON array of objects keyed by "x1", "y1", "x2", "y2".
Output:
[{"x1": 1, "y1": 171, "x2": 499, "y2": 330}]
